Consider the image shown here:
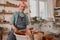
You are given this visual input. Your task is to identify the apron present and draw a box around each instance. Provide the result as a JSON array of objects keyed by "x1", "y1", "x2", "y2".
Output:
[{"x1": 7, "y1": 13, "x2": 27, "y2": 40}]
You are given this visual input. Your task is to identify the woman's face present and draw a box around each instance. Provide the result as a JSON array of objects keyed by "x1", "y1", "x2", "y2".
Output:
[{"x1": 19, "y1": 6, "x2": 25, "y2": 12}]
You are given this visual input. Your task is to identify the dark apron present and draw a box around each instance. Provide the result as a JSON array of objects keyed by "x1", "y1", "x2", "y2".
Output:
[{"x1": 7, "y1": 13, "x2": 26, "y2": 40}]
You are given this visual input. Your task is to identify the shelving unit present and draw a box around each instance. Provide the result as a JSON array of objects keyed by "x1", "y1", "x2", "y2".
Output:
[
  {"x1": 16, "y1": 0, "x2": 27, "y2": 2},
  {"x1": 0, "y1": 1, "x2": 18, "y2": 8},
  {"x1": 54, "y1": 0, "x2": 60, "y2": 26},
  {"x1": 0, "y1": 0, "x2": 28, "y2": 24},
  {"x1": 54, "y1": 7, "x2": 60, "y2": 10},
  {"x1": 0, "y1": 10, "x2": 12, "y2": 14},
  {"x1": 0, "y1": 22, "x2": 9, "y2": 24},
  {"x1": 0, "y1": 1, "x2": 17, "y2": 23}
]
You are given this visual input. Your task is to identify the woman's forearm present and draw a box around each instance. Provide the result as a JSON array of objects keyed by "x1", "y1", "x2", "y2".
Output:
[
  {"x1": 11, "y1": 25, "x2": 26, "y2": 35},
  {"x1": 11, "y1": 25, "x2": 18, "y2": 32},
  {"x1": 15, "y1": 31, "x2": 26, "y2": 35}
]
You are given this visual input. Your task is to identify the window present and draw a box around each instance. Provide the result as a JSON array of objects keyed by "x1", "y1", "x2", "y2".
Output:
[
  {"x1": 40, "y1": 1, "x2": 47, "y2": 19},
  {"x1": 29, "y1": 0, "x2": 47, "y2": 19},
  {"x1": 29, "y1": 0, "x2": 37, "y2": 17}
]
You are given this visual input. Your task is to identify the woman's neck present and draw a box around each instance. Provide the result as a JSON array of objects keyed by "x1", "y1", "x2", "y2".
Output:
[{"x1": 19, "y1": 10, "x2": 24, "y2": 13}]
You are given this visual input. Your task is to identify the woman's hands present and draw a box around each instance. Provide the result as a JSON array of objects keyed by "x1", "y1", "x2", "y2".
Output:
[
  {"x1": 11, "y1": 25, "x2": 26, "y2": 35},
  {"x1": 15, "y1": 30, "x2": 26, "y2": 35},
  {"x1": 11, "y1": 25, "x2": 33, "y2": 35}
]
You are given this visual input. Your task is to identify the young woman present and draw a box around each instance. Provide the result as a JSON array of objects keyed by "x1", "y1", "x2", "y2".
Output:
[{"x1": 7, "y1": 1, "x2": 33, "y2": 40}]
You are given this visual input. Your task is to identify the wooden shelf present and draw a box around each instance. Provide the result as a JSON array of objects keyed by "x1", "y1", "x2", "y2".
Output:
[
  {"x1": 0, "y1": 21, "x2": 9, "y2": 24},
  {"x1": 55, "y1": 22, "x2": 60, "y2": 25},
  {"x1": 54, "y1": 15, "x2": 60, "y2": 17},
  {"x1": 0, "y1": 10, "x2": 13, "y2": 14},
  {"x1": 0, "y1": 1, "x2": 18, "y2": 8},
  {"x1": 54, "y1": 7, "x2": 60, "y2": 10},
  {"x1": 55, "y1": 17, "x2": 60, "y2": 19},
  {"x1": 0, "y1": 22, "x2": 9, "y2": 24},
  {"x1": 18, "y1": 0, "x2": 27, "y2": 1},
  {"x1": 0, "y1": 13, "x2": 12, "y2": 14}
]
